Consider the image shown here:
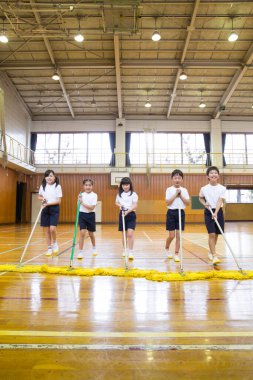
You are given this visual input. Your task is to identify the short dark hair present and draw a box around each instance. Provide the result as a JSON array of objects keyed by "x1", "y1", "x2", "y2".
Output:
[
  {"x1": 171, "y1": 169, "x2": 183, "y2": 179},
  {"x1": 83, "y1": 178, "x2": 94, "y2": 185},
  {"x1": 206, "y1": 166, "x2": 220, "y2": 176}
]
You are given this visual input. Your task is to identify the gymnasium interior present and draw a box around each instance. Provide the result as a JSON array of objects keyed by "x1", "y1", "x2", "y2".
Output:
[{"x1": 0, "y1": 0, "x2": 253, "y2": 379}]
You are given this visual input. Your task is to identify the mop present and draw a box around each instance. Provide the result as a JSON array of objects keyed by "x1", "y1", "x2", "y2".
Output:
[
  {"x1": 122, "y1": 209, "x2": 129, "y2": 270},
  {"x1": 19, "y1": 206, "x2": 43, "y2": 265},
  {"x1": 208, "y1": 206, "x2": 244, "y2": 273}
]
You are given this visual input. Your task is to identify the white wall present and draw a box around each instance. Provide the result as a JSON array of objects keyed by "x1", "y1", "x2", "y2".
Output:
[
  {"x1": 0, "y1": 73, "x2": 31, "y2": 146},
  {"x1": 31, "y1": 119, "x2": 253, "y2": 134},
  {"x1": 32, "y1": 119, "x2": 115, "y2": 133},
  {"x1": 221, "y1": 121, "x2": 253, "y2": 133}
]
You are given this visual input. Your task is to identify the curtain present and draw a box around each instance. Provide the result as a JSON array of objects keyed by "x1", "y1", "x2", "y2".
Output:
[
  {"x1": 109, "y1": 132, "x2": 116, "y2": 166},
  {"x1": 203, "y1": 133, "x2": 211, "y2": 166},
  {"x1": 30, "y1": 133, "x2": 37, "y2": 152},
  {"x1": 222, "y1": 133, "x2": 226, "y2": 167},
  {"x1": 125, "y1": 132, "x2": 131, "y2": 167}
]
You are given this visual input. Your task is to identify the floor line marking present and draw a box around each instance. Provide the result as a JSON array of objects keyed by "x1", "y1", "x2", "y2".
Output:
[
  {"x1": 1, "y1": 330, "x2": 253, "y2": 338},
  {"x1": 22, "y1": 239, "x2": 73, "y2": 265},
  {"x1": 0, "y1": 231, "x2": 70, "y2": 256},
  {"x1": 0, "y1": 343, "x2": 252, "y2": 351},
  {"x1": 143, "y1": 231, "x2": 153, "y2": 242}
]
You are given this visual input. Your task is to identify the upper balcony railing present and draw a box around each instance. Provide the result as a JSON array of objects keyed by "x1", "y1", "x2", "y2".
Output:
[
  {"x1": 0, "y1": 131, "x2": 35, "y2": 167},
  {"x1": 34, "y1": 148, "x2": 253, "y2": 169}
]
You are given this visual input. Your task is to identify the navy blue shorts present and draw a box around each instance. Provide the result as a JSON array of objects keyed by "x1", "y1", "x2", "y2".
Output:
[
  {"x1": 118, "y1": 211, "x2": 136, "y2": 231},
  {"x1": 204, "y1": 208, "x2": 224, "y2": 234},
  {"x1": 79, "y1": 212, "x2": 96, "y2": 232},
  {"x1": 41, "y1": 205, "x2": 60, "y2": 227},
  {"x1": 166, "y1": 209, "x2": 185, "y2": 231}
]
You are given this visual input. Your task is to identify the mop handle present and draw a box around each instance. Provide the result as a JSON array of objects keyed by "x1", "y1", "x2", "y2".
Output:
[
  {"x1": 121, "y1": 208, "x2": 128, "y2": 270},
  {"x1": 69, "y1": 194, "x2": 81, "y2": 267},
  {"x1": 178, "y1": 207, "x2": 184, "y2": 273},
  {"x1": 19, "y1": 206, "x2": 43, "y2": 264},
  {"x1": 208, "y1": 205, "x2": 242, "y2": 271}
]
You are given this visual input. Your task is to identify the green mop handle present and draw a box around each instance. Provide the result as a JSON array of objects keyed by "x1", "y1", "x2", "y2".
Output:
[{"x1": 69, "y1": 193, "x2": 81, "y2": 267}]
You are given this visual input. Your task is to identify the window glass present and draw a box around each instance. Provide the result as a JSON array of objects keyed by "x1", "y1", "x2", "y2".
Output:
[
  {"x1": 226, "y1": 189, "x2": 253, "y2": 203},
  {"x1": 224, "y1": 134, "x2": 246, "y2": 164},
  {"x1": 182, "y1": 133, "x2": 206, "y2": 164}
]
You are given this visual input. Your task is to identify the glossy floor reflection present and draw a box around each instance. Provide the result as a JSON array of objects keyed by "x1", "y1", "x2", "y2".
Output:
[{"x1": 0, "y1": 223, "x2": 253, "y2": 379}]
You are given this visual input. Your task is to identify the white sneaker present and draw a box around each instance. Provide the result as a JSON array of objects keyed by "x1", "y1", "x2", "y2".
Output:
[
  {"x1": 92, "y1": 248, "x2": 98, "y2": 256},
  {"x1": 166, "y1": 251, "x2": 173, "y2": 259},
  {"x1": 128, "y1": 251, "x2": 134, "y2": 260},
  {"x1": 77, "y1": 251, "x2": 84, "y2": 260},
  {"x1": 45, "y1": 247, "x2": 53, "y2": 256},
  {"x1": 174, "y1": 254, "x2": 180, "y2": 262},
  {"x1": 208, "y1": 252, "x2": 213, "y2": 261},
  {"x1": 212, "y1": 256, "x2": 221, "y2": 265},
  {"x1": 122, "y1": 250, "x2": 127, "y2": 257},
  {"x1": 52, "y1": 242, "x2": 59, "y2": 254}
]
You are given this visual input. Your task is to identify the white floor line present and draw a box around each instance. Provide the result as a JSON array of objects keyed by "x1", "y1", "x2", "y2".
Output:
[
  {"x1": 0, "y1": 231, "x2": 71, "y2": 256},
  {"x1": 0, "y1": 343, "x2": 252, "y2": 351},
  {"x1": 21, "y1": 239, "x2": 73, "y2": 265},
  {"x1": 182, "y1": 236, "x2": 225, "y2": 257},
  {"x1": 143, "y1": 231, "x2": 153, "y2": 242}
]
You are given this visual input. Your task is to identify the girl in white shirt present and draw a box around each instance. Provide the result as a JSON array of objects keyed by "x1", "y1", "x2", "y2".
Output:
[
  {"x1": 38, "y1": 170, "x2": 62, "y2": 256},
  {"x1": 77, "y1": 179, "x2": 98, "y2": 260},
  {"x1": 115, "y1": 177, "x2": 138, "y2": 260}
]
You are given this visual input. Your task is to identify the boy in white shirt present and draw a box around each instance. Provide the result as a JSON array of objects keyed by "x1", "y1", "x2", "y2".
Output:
[
  {"x1": 77, "y1": 179, "x2": 98, "y2": 259},
  {"x1": 199, "y1": 166, "x2": 226, "y2": 265},
  {"x1": 165, "y1": 169, "x2": 190, "y2": 262}
]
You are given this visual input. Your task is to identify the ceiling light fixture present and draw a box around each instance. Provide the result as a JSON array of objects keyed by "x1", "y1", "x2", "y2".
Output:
[
  {"x1": 198, "y1": 101, "x2": 206, "y2": 108},
  {"x1": 179, "y1": 70, "x2": 187, "y2": 81},
  {"x1": 0, "y1": 18, "x2": 8, "y2": 43},
  {"x1": 152, "y1": 30, "x2": 161, "y2": 42},
  {"x1": 198, "y1": 90, "x2": 206, "y2": 108},
  {"x1": 52, "y1": 70, "x2": 60, "y2": 80},
  {"x1": 74, "y1": 18, "x2": 84, "y2": 42},
  {"x1": 37, "y1": 99, "x2": 43, "y2": 107},
  {"x1": 228, "y1": 17, "x2": 238, "y2": 42},
  {"x1": 145, "y1": 90, "x2": 152, "y2": 108},
  {"x1": 0, "y1": 33, "x2": 8, "y2": 43},
  {"x1": 74, "y1": 33, "x2": 84, "y2": 42},
  {"x1": 91, "y1": 89, "x2": 96, "y2": 106},
  {"x1": 152, "y1": 18, "x2": 161, "y2": 41}
]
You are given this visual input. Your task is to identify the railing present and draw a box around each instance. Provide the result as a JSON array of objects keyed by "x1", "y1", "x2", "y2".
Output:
[
  {"x1": 0, "y1": 131, "x2": 35, "y2": 167},
  {"x1": 34, "y1": 149, "x2": 252, "y2": 169}
]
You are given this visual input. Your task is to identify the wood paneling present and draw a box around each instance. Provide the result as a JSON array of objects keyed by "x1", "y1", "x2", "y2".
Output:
[
  {"x1": 0, "y1": 166, "x2": 18, "y2": 224},
  {"x1": 24, "y1": 172, "x2": 253, "y2": 223},
  {"x1": 24, "y1": 173, "x2": 208, "y2": 223}
]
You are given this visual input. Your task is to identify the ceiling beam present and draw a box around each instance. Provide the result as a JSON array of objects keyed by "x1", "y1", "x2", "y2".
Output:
[
  {"x1": 167, "y1": 0, "x2": 201, "y2": 118},
  {"x1": 213, "y1": 41, "x2": 253, "y2": 119},
  {"x1": 114, "y1": 35, "x2": 123, "y2": 119},
  {"x1": 0, "y1": 60, "x2": 246, "y2": 71},
  {"x1": 29, "y1": 0, "x2": 75, "y2": 119}
]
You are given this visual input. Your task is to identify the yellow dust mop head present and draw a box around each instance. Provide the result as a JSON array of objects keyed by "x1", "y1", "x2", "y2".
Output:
[{"x1": 0, "y1": 264, "x2": 253, "y2": 282}]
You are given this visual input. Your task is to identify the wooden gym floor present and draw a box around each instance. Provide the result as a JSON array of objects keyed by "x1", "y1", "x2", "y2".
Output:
[{"x1": 0, "y1": 223, "x2": 253, "y2": 379}]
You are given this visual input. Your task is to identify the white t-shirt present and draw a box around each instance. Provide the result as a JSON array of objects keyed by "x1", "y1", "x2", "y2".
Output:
[
  {"x1": 199, "y1": 183, "x2": 226, "y2": 209},
  {"x1": 79, "y1": 191, "x2": 97, "y2": 213},
  {"x1": 39, "y1": 183, "x2": 62, "y2": 204},
  {"x1": 165, "y1": 186, "x2": 190, "y2": 209},
  {"x1": 116, "y1": 191, "x2": 138, "y2": 210}
]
